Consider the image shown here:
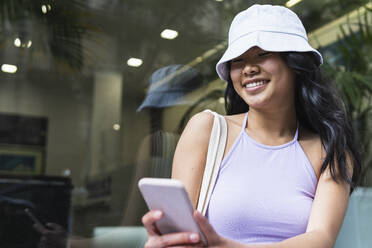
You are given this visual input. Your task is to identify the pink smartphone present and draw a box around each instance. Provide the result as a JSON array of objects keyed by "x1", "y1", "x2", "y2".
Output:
[{"x1": 138, "y1": 178, "x2": 207, "y2": 246}]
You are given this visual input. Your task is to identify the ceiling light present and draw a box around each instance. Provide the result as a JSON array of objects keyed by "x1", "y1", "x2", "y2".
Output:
[
  {"x1": 14, "y1": 38, "x2": 21, "y2": 47},
  {"x1": 62, "y1": 168, "x2": 71, "y2": 177},
  {"x1": 160, "y1": 29, "x2": 178, "y2": 40},
  {"x1": 113, "y1": 124, "x2": 120, "y2": 131},
  {"x1": 41, "y1": 4, "x2": 51, "y2": 14},
  {"x1": 127, "y1": 58, "x2": 143, "y2": 67},
  {"x1": 41, "y1": 5, "x2": 48, "y2": 14},
  {"x1": 285, "y1": 0, "x2": 302, "y2": 8},
  {"x1": 14, "y1": 38, "x2": 32, "y2": 48},
  {"x1": 1, "y1": 64, "x2": 18, "y2": 74},
  {"x1": 215, "y1": 0, "x2": 223, "y2": 2}
]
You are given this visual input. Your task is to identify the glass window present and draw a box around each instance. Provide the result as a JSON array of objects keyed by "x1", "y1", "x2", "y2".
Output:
[{"x1": 0, "y1": 1, "x2": 371, "y2": 247}]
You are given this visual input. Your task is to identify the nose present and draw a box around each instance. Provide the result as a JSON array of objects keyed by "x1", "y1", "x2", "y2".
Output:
[{"x1": 242, "y1": 62, "x2": 259, "y2": 76}]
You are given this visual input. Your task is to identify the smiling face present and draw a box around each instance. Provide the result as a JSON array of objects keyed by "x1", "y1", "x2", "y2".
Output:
[{"x1": 229, "y1": 47, "x2": 296, "y2": 111}]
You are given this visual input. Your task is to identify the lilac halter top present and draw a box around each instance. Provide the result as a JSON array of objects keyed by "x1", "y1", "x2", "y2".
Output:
[{"x1": 206, "y1": 112, "x2": 317, "y2": 244}]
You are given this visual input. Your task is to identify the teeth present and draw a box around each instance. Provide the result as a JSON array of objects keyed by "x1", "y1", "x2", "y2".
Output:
[{"x1": 244, "y1": 80, "x2": 266, "y2": 88}]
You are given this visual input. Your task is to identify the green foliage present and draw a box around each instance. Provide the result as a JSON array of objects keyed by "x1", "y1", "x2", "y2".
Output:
[
  {"x1": 323, "y1": 4, "x2": 372, "y2": 185},
  {"x1": 0, "y1": 0, "x2": 101, "y2": 73}
]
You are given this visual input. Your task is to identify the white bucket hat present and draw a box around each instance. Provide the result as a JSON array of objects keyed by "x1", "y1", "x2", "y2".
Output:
[{"x1": 216, "y1": 4, "x2": 323, "y2": 82}]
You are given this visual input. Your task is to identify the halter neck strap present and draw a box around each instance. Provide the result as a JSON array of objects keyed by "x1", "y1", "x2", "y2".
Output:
[{"x1": 241, "y1": 112, "x2": 249, "y2": 131}]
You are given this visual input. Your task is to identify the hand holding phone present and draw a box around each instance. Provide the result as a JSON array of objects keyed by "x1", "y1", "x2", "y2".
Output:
[
  {"x1": 25, "y1": 208, "x2": 67, "y2": 248},
  {"x1": 138, "y1": 178, "x2": 207, "y2": 246}
]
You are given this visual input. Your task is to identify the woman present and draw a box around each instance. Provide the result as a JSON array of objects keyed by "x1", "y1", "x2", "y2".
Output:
[{"x1": 142, "y1": 4, "x2": 361, "y2": 248}]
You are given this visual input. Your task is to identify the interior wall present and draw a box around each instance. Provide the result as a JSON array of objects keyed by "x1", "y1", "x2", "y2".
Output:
[{"x1": 0, "y1": 74, "x2": 92, "y2": 187}]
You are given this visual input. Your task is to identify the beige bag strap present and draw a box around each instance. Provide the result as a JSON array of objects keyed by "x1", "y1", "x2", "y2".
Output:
[{"x1": 197, "y1": 109, "x2": 227, "y2": 215}]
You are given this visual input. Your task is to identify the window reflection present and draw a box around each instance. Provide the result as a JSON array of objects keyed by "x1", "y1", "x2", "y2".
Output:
[
  {"x1": 0, "y1": 0, "x2": 371, "y2": 247},
  {"x1": 0, "y1": 176, "x2": 72, "y2": 248},
  {"x1": 123, "y1": 65, "x2": 204, "y2": 225}
]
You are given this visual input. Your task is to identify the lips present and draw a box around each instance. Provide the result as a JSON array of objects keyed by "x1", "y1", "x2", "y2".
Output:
[{"x1": 242, "y1": 79, "x2": 270, "y2": 89}]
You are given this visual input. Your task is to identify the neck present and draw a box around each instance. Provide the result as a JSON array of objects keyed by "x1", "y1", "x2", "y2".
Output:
[{"x1": 246, "y1": 106, "x2": 297, "y2": 144}]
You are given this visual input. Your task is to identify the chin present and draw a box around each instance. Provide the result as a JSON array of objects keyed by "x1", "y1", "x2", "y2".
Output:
[{"x1": 242, "y1": 96, "x2": 267, "y2": 107}]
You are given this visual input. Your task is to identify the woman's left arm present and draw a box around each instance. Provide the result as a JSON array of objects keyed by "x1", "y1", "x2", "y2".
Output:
[{"x1": 194, "y1": 169, "x2": 350, "y2": 248}]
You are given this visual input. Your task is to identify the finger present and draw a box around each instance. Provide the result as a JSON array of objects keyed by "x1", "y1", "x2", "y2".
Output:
[
  {"x1": 142, "y1": 210, "x2": 163, "y2": 235},
  {"x1": 193, "y1": 211, "x2": 218, "y2": 239},
  {"x1": 155, "y1": 232, "x2": 200, "y2": 247},
  {"x1": 170, "y1": 243, "x2": 204, "y2": 248}
]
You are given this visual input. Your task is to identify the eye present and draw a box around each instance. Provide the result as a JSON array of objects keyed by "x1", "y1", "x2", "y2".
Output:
[{"x1": 231, "y1": 58, "x2": 244, "y2": 63}]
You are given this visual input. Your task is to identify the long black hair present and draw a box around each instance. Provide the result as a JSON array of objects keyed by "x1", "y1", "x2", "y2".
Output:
[{"x1": 224, "y1": 52, "x2": 361, "y2": 193}]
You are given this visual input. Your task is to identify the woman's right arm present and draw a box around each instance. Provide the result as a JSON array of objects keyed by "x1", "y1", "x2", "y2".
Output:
[
  {"x1": 141, "y1": 111, "x2": 215, "y2": 248},
  {"x1": 171, "y1": 111, "x2": 214, "y2": 208}
]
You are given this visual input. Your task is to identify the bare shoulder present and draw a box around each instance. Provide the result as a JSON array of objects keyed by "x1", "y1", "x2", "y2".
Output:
[
  {"x1": 171, "y1": 111, "x2": 215, "y2": 206},
  {"x1": 186, "y1": 111, "x2": 215, "y2": 133},
  {"x1": 298, "y1": 127, "x2": 323, "y2": 179},
  {"x1": 189, "y1": 111, "x2": 244, "y2": 128},
  {"x1": 181, "y1": 111, "x2": 245, "y2": 141},
  {"x1": 177, "y1": 111, "x2": 216, "y2": 148}
]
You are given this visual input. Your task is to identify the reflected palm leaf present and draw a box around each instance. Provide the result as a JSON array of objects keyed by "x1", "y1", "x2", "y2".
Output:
[{"x1": 0, "y1": 0, "x2": 101, "y2": 73}]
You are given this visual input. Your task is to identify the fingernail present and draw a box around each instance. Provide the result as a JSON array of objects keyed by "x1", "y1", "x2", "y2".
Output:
[
  {"x1": 190, "y1": 233, "x2": 199, "y2": 243},
  {"x1": 154, "y1": 211, "x2": 162, "y2": 218}
]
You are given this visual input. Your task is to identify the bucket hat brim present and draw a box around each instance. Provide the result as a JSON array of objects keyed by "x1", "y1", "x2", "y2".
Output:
[
  {"x1": 137, "y1": 65, "x2": 203, "y2": 112},
  {"x1": 137, "y1": 91, "x2": 195, "y2": 112},
  {"x1": 216, "y1": 30, "x2": 323, "y2": 82}
]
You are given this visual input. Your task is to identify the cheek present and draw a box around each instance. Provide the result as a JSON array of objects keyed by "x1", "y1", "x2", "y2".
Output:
[
  {"x1": 264, "y1": 60, "x2": 282, "y2": 76},
  {"x1": 268, "y1": 62, "x2": 295, "y2": 87},
  {"x1": 230, "y1": 70, "x2": 241, "y2": 89},
  {"x1": 278, "y1": 67, "x2": 295, "y2": 88},
  {"x1": 232, "y1": 83, "x2": 241, "y2": 95},
  {"x1": 229, "y1": 66, "x2": 241, "y2": 81}
]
